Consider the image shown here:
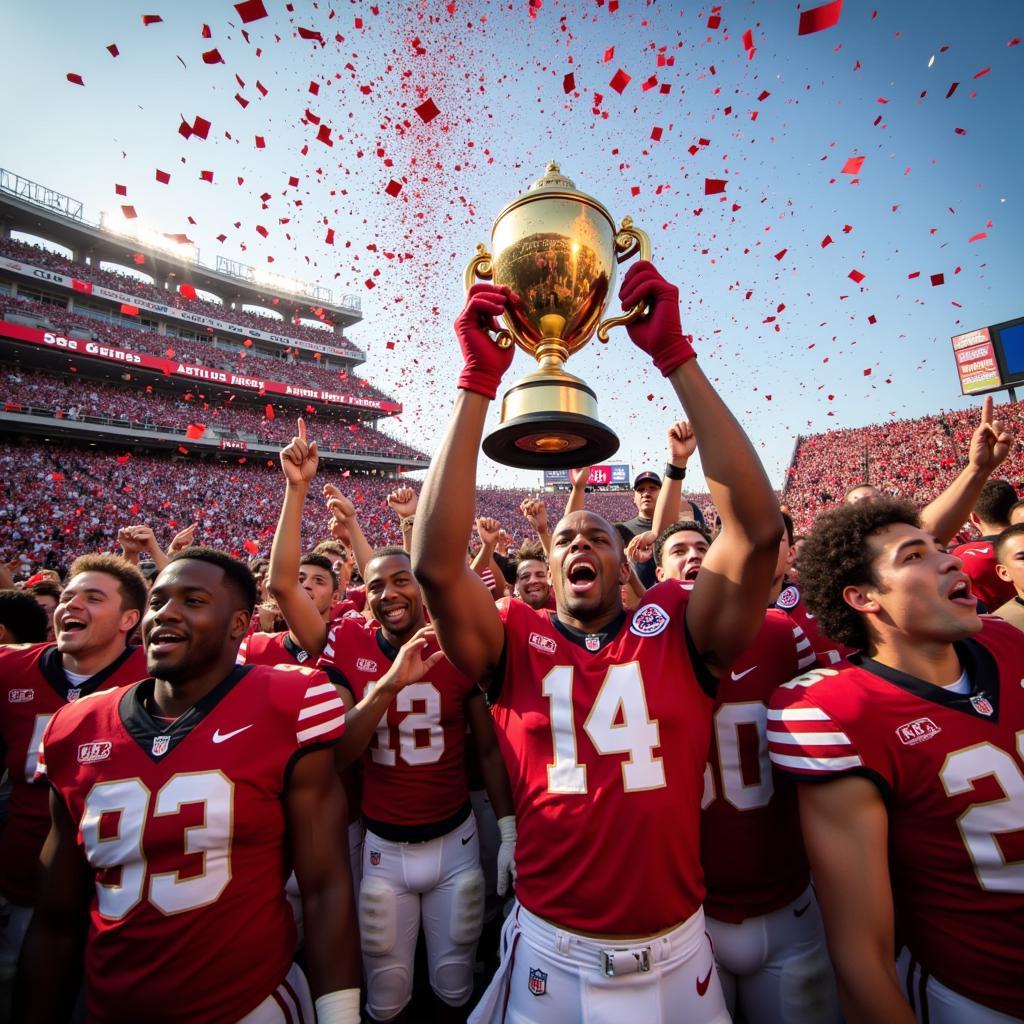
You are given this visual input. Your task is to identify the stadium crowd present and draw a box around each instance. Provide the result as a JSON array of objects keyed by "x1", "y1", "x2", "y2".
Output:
[
  {"x1": 0, "y1": 293, "x2": 396, "y2": 406},
  {"x1": 0, "y1": 369, "x2": 425, "y2": 461},
  {"x1": 0, "y1": 236, "x2": 360, "y2": 355},
  {"x1": 2, "y1": 261, "x2": 1023, "y2": 1024}
]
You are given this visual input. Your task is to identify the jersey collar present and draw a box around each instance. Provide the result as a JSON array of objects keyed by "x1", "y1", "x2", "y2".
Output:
[
  {"x1": 549, "y1": 608, "x2": 627, "y2": 653},
  {"x1": 851, "y1": 637, "x2": 1001, "y2": 722},
  {"x1": 119, "y1": 665, "x2": 252, "y2": 762},
  {"x1": 41, "y1": 643, "x2": 139, "y2": 702}
]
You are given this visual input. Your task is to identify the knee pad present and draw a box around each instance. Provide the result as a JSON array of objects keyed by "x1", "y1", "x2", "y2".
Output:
[
  {"x1": 365, "y1": 963, "x2": 413, "y2": 1022},
  {"x1": 359, "y1": 876, "x2": 397, "y2": 957},
  {"x1": 449, "y1": 866, "x2": 485, "y2": 946},
  {"x1": 431, "y1": 957, "x2": 474, "y2": 1007},
  {"x1": 780, "y1": 946, "x2": 841, "y2": 1023}
]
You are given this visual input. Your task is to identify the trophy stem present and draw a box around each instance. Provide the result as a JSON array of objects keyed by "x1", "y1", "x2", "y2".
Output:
[{"x1": 535, "y1": 338, "x2": 569, "y2": 373}]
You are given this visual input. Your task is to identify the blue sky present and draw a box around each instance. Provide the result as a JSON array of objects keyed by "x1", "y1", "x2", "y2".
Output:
[{"x1": 4, "y1": 1, "x2": 1022, "y2": 489}]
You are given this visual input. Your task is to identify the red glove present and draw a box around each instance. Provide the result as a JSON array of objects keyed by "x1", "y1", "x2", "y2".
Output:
[
  {"x1": 455, "y1": 284, "x2": 516, "y2": 400},
  {"x1": 618, "y1": 261, "x2": 695, "y2": 376}
]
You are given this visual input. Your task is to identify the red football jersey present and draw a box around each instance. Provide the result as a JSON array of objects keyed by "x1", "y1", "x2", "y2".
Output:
[
  {"x1": 493, "y1": 583, "x2": 715, "y2": 935},
  {"x1": 38, "y1": 663, "x2": 346, "y2": 1024},
  {"x1": 952, "y1": 539, "x2": 1015, "y2": 612},
  {"x1": 319, "y1": 616, "x2": 477, "y2": 828},
  {"x1": 768, "y1": 619, "x2": 1024, "y2": 1019},
  {"x1": 775, "y1": 582, "x2": 851, "y2": 666},
  {"x1": 0, "y1": 642, "x2": 146, "y2": 905},
  {"x1": 702, "y1": 610, "x2": 817, "y2": 923},
  {"x1": 237, "y1": 629, "x2": 312, "y2": 667}
]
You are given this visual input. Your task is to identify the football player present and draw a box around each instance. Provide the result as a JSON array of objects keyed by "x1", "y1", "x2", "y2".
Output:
[
  {"x1": 16, "y1": 548, "x2": 360, "y2": 1024},
  {"x1": 0, "y1": 554, "x2": 147, "y2": 983},
  {"x1": 412, "y1": 262, "x2": 783, "y2": 1023},
  {"x1": 769, "y1": 497, "x2": 1024, "y2": 1023}
]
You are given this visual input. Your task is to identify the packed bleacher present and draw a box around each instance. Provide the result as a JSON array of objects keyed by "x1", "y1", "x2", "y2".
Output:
[
  {"x1": 0, "y1": 236, "x2": 359, "y2": 355},
  {"x1": 783, "y1": 400, "x2": 1024, "y2": 534},
  {"x1": 0, "y1": 368, "x2": 425, "y2": 460},
  {"x1": 0, "y1": 293, "x2": 397, "y2": 406}
]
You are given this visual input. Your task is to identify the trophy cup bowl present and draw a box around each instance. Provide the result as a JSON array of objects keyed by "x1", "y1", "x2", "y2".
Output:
[{"x1": 465, "y1": 162, "x2": 650, "y2": 469}]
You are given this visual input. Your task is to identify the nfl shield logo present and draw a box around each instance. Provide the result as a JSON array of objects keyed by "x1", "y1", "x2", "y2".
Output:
[
  {"x1": 152, "y1": 735, "x2": 171, "y2": 756},
  {"x1": 370, "y1": 850, "x2": 381, "y2": 866},
  {"x1": 528, "y1": 968, "x2": 547, "y2": 996},
  {"x1": 585, "y1": 634, "x2": 601, "y2": 652},
  {"x1": 970, "y1": 695, "x2": 994, "y2": 717}
]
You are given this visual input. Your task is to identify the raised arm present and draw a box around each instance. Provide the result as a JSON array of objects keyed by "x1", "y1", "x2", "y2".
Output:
[
  {"x1": 520, "y1": 497, "x2": 552, "y2": 555},
  {"x1": 471, "y1": 517, "x2": 508, "y2": 600},
  {"x1": 323, "y1": 486, "x2": 373, "y2": 578},
  {"x1": 267, "y1": 419, "x2": 329, "y2": 658},
  {"x1": 798, "y1": 776, "x2": 915, "y2": 1024},
  {"x1": 919, "y1": 396, "x2": 1013, "y2": 543},
  {"x1": 411, "y1": 285, "x2": 514, "y2": 681},
  {"x1": 14, "y1": 791, "x2": 90, "y2": 1024},
  {"x1": 386, "y1": 487, "x2": 419, "y2": 554},
  {"x1": 651, "y1": 421, "x2": 696, "y2": 537},
  {"x1": 618, "y1": 263, "x2": 781, "y2": 674},
  {"x1": 563, "y1": 466, "x2": 591, "y2": 516}
]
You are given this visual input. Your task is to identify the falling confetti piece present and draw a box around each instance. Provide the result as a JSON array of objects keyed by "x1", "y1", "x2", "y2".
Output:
[
  {"x1": 141, "y1": 14, "x2": 163, "y2": 26},
  {"x1": 798, "y1": 0, "x2": 843, "y2": 36},
  {"x1": 968, "y1": 231, "x2": 987, "y2": 242},
  {"x1": 849, "y1": 269, "x2": 865, "y2": 283},
  {"x1": 234, "y1": 0, "x2": 268, "y2": 23},
  {"x1": 385, "y1": 179, "x2": 403, "y2": 197},
  {"x1": 106, "y1": 44, "x2": 119, "y2": 58},
  {"x1": 415, "y1": 98, "x2": 440, "y2": 123},
  {"x1": 563, "y1": 72, "x2": 576, "y2": 93},
  {"x1": 121, "y1": 205, "x2": 138, "y2": 219},
  {"x1": 185, "y1": 423, "x2": 206, "y2": 439},
  {"x1": 202, "y1": 48, "x2": 224, "y2": 65},
  {"x1": 704, "y1": 178, "x2": 727, "y2": 195},
  {"x1": 66, "y1": 72, "x2": 85, "y2": 86},
  {"x1": 155, "y1": 169, "x2": 170, "y2": 184},
  {"x1": 930, "y1": 273, "x2": 945, "y2": 286},
  {"x1": 774, "y1": 249, "x2": 787, "y2": 261},
  {"x1": 841, "y1": 156, "x2": 864, "y2": 175},
  {"x1": 609, "y1": 68, "x2": 631, "y2": 94}
]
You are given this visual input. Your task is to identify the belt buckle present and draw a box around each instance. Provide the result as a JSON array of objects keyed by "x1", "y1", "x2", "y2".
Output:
[{"x1": 599, "y1": 946, "x2": 652, "y2": 977}]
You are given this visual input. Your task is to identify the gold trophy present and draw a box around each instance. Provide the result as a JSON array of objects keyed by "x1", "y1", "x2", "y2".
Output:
[{"x1": 465, "y1": 162, "x2": 650, "y2": 469}]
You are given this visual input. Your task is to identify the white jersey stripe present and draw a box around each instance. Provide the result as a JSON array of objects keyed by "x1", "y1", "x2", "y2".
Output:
[
  {"x1": 769, "y1": 752, "x2": 863, "y2": 772},
  {"x1": 767, "y1": 707, "x2": 830, "y2": 721},
  {"x1": 766, "y1": 729, "x2": 852, "y2": 746},
  {"x1": 298, "y1": 697, "x2": 345, "y2": 721},
  {"x1": 296, "y1": 715, "x2": 346, "y2": 744},
  {"x1": 304, "y1": 682, "x2": 337, "y2": 699}
]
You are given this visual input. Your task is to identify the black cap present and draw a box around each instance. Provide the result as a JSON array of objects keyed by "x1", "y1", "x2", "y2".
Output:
[{"x1": 633, "y1": 471, "x2": 662, "y2": 490}]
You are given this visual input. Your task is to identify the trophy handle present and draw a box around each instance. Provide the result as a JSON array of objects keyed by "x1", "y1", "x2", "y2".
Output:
[
  {"x1": 464, "y1": 243, "x2": 513, "y2": 350},
  {"x1": 595, "y1": 218, "x2": 652, "y2": 343}
]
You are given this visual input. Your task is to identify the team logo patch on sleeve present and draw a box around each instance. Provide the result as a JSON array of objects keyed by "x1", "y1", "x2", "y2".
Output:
[
  {"x1": 8, "y1": 689, "x2": 34, "y2": 703},
  {"x1": 356, "y1": 658, "x2": 378, "y2": 673},
  {"x1": 896, "y1": 718, "x2": 940, "y2": 746},
  {"x1": 529, "y1": 632, "x2": 557, "y2": 655},
  {"x1": 528, "y1": 968, "x2": 548, "y2": 996},
  {"x1": 630, "y1": 603, "x2": 670, "y2": 637},
  {"x1": 776, "y1": 585, "x2": 800, "y2": 610}
]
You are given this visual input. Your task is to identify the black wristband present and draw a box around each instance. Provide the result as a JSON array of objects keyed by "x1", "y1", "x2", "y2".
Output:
[{"x1": 664, "y1": 462, "x2": 687, "y2": 481}]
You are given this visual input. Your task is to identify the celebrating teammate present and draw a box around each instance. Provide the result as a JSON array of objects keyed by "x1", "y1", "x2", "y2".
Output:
[
  {"x1": 413, "y1": 262, "x2": 783, "y2": 1022},
  {"x1": 0, "y1": 554, "x2": 148, "y2": 984},
  {"x1": 769, "y1": 498, "x2": 1024, "y2": 1023},
  {"x1": 16, "y1": 548, "x2": 361, "y2": 1024}
]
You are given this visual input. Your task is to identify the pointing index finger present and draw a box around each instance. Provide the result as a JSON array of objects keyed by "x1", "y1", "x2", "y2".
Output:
[
  {"x1": 981, "y1": 395, "x2": 993, "y2": 426},
  {"x1": 297, "y1": 417, "x2": 307, "y2": 442}
]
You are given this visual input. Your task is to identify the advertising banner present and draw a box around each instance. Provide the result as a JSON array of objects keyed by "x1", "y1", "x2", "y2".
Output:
[
  {"x1": 542, "y1": 463, "x2": 630, "y2": 487},
  {"x1": 950, "y1": 327, "x2": 1002, "y2": 395}
]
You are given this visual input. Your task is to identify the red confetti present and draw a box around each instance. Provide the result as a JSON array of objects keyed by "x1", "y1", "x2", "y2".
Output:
[
  {"x1": 179, "y1": 284, "x2": 197, "y2": 300},
  {"x1": 863, "y1": 368, "x2": 872, "y2": 376},
  {"x1": 235, "y1": 93, "x2": 249, "y2": 108},
  {"x1": 116, "y1": 455, "x2": 131, "y2": 464},
  {"x1": 945, "y1": 82, "x2": 959, "y2": 99},
  {"x1": 1010, "y1": 38, "x2": 1021, "y2": 47},
  {"x1": 201, "y1": 23, "x2": 211, "y2": 38},
  {"x1": 51, "y1": 473, "x2": 64, "y2": 482},
  {"x1": 798, "y1": 0, "x2": 843, "y2": 36},
  {"x1": 930, "y1": 273, "x2": 945, "y2": 286},
  {"x1": 264, "y1": 404, "x2": 275, "y2": 420},
  {"x1": 202, "y1": 49, "x2": 224, "y2": 65},
  {"x1": 385, "y1": 179, "x2": 403, "y2": 197},
  {"x1": 316, "y1": 124, "x2": 333, "y2": 146},
  {"x1": 121, "y1": 205, "x2": 138, "y2": 219},
  {"x1": 820, "y1": 234, "x2": 833, "y2": 248},
  {"x1": 968, "y1": 231, "x2": 987, "y2": 243},
  {"x1": 66, "y1": 72, "x2": 85, "y2": 86},
  {"x1": 841, "y1": 156, "x2": 864, "y2": 175},
  {"x1": 234, "y1": 0, "x2": 268, "y2": 23},
  {"x1": 155, "y1": 169, "x2": 170, "y2": 184},
  {"x1": 243, "y1": 539, "x2": 261, "y2": 555},
  {"x1": 609, "y1": 68, "x2": 631, "y2": 94},
  {"x1": 255, "y1": 224, "x2": 268, "y2": 238},
  {"x1": 973, "y1": 67, "x2": 991, "y2": 79},
  {"x1": 415, "y1": 98, "x2": 440, "y2": 123},
  {"x1": 325, "y1": 228, "x2": 335, "y2": 245},
  {"x1": 603, "y1": 47, "x2": 615, "y2": 63},
  {"x1": 774, "y1": 249, "x2": 787, "y2": 261},
  {"x1": 849, "y1": 269, "x2": 865, "y2": 283},
  {"x1": 704, "y1": 178, "x2": 727, "y2": 195},
  {"x1": 563, "y1": 72, "x2": 576, "y2": 94},
  {"x1": 185, "y1": 423, "x2": 206, "y2": 439},
  {"x1": 309, "y1": 81, "x2": 320, "y2": 95},
  {"x1": 141, "y1": 14, "x2": 163, "y2": 26},
  {"x1": 191, "y1": 115, "x2": 211, "y2": 139},
  {"x1": 106, "y1": 44, "x2": 119, "y2": 58},
  {"x1": 200, "y1": 169, "x2": 214, "y2": 183},
  {"x1": 255, "y1": 135, "x2": 266, "y2": 148},
  {"x1": 742, "y1": 29, "x2": 755, "y2": 57},
  {"x1": 650, "y1": 126, "x2": 663, "y2": 142},
  {"x1": 115, "y1": 183, "x2": 127, "y2": 196}
]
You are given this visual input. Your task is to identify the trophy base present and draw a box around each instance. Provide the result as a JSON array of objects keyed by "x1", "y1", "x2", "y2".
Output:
[{"x1": 484, "y1": 370, "x2": 620, "y2": 469}]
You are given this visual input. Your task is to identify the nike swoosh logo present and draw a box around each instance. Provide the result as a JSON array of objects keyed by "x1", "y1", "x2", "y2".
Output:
[
  {"x1": 696, "y1": 967, "x2": 713, "y2": 997},
  {"x1": 461, "y1": 833, "x2": 476, "y2": 846},
  {"x1": 794, "y1": 901, "x2": 811, "y2": 918},
  {"x1": 212, "y1": 725, "x2": 253, "y2": 744},
  {"x1": 730, "y1": 666, "x2": 757, "y2": 681}
]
